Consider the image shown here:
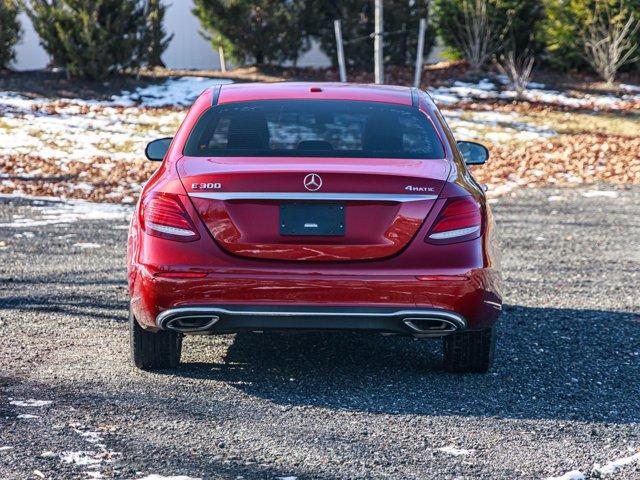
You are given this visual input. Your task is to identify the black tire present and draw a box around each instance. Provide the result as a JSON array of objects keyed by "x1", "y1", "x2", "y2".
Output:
[
  {"x1": 443, "y1": 327, "x2": 495, "y2": 373},
  {"x1": 130, "y1": 309, "x2": 182, "y2": 370}
]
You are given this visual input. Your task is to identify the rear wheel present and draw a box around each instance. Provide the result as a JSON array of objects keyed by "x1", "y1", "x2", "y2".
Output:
[
  {"x1": 443, "y1": 327, "x2": 495, "y2": 373},
  {"x1": 130, "y1": 309, "x2": 182, "y2": 370}
]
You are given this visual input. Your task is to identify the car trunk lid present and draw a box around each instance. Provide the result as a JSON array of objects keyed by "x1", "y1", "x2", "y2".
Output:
[{"x1": 178, "y1": 156, "x2": 450, "y2": 261}]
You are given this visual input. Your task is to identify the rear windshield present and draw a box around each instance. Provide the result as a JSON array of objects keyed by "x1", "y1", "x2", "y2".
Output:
[{"x1": 183, "y1": 99, "x2": 445, "y2": 159}]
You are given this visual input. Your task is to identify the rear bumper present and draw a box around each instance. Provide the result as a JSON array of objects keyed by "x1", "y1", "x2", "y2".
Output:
[
  {"x1": 155, "y1": 305, "x2": 467, "y2": 336},
  {"x1": 129, "y1": 266, "x2": 502, "y2": 333}
]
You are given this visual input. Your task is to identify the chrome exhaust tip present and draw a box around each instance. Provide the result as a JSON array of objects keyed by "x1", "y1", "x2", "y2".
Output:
[
  {"x1": 403, "y1": 317, "x2": 460, "y2": 337},
  {"x1": 164, "y1": 315, "x2": 220, "y2": 333}
]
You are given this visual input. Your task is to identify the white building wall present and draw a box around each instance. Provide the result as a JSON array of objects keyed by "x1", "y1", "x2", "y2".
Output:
[
  {"x1": 12, "y1": 11, "x2": 49, "y2": 70},
  {"x1": 161, "y1": 0, "x2": 220, "y2": 70}
]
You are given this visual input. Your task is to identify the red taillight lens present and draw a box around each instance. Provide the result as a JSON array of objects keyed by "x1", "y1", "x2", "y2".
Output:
[
  {"x1": 426, "y1": 197, "x2": 482, "y2": 244},
  {"x1": 141, "y1": 193, "x2": 200, "y2": 242}
]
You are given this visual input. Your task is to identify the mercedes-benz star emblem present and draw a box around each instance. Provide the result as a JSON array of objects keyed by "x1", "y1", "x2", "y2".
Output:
[{"x1": 303, "y1": 173, "x2": 322, "y2": 191}]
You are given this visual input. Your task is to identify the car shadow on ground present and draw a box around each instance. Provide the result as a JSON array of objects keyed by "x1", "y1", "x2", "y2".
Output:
[
  {"x1": 175, "y1": 304, "x2": 640, "y2": 424},
  {"x1": 0, "y1": 268, "x2": 128, "y2": 320}
]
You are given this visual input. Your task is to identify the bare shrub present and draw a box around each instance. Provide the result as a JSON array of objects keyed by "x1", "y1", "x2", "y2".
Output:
[
  {"x1": 582, "y1": 0, "x2": 640, "y2": 85},
  {"x1": 450, "y1": 0, "x2": 512, "y2": 72},
  {"x1": 496, "y1": 46, "x2": 535, "y2": 98}
]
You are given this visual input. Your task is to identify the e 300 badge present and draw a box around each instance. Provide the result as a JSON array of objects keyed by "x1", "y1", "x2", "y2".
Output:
[{"x1": 191, "y1": 182, "x2": 221, "y2": 190}]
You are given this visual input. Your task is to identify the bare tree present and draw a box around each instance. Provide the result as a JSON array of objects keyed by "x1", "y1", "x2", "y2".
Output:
[
  {"x1": 496, "y1": 46, "x2": 535, "y2": 98},
  {"x1": 582, "y1": 0, "x2": 640, "y2": 85},
  {"x1": 450, "y1": 0, "x2": 511, "y2": 73}
]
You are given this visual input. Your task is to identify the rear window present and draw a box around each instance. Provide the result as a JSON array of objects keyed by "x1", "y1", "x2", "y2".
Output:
[{"x1": 183, "y1": 100, "x2": 445, "y2": 159}]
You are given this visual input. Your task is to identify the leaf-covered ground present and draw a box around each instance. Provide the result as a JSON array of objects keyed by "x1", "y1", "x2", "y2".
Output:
[{"x1": 0, "y1": 67, "x2": 638, "y2": 203}]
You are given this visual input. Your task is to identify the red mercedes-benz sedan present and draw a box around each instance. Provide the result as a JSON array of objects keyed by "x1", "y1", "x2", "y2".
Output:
[{"x1": 128, "y1": 82, "x2": 501, "y2": 373}]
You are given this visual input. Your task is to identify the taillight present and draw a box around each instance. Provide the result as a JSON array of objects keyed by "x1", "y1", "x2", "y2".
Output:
[
  {"x1": 426, "y1": 196, "x2": 482, "y2": 244},
  {"x1": 140, "y1": 193, "x2": 200, "y2": 242}
]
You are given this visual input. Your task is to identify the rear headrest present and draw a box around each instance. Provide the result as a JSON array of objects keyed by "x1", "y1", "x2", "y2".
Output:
[
  {"x1": 363, "y1": 114, "x2": 403, "y2": 152},
  {"x1": 227, "y1": 114, "x2": 270, "y2": 149},
  {"x1": 297, "y1": 140, "x2": 334, "y2": 151}
]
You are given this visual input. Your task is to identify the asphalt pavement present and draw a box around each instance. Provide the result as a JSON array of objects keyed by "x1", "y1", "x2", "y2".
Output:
[{"x1": 1, "y1": 186, "x2": 639, "y2": 479}]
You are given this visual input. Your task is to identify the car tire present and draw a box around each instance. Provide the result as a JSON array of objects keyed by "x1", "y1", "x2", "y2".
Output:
[
  {"x1": 130, "y1": 309, "x2": 182, "y2": 370},
  {"x1": 443, "y1": 327, "x2": 495, "y2": 373}
]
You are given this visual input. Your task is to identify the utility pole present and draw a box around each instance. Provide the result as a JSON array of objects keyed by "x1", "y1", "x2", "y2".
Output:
[
  {"x1": 334, "y1": 20, "x2": 347, "y2": 82},
  {"x1": 374, "y1": 0, "x2": 384, "y2": 84},
  {"x1": 413, "y1": 18, "x2": 427, "y2": 88},
  {"x1": 218, "y1": 45, "x2": 227, "y2": 73}
]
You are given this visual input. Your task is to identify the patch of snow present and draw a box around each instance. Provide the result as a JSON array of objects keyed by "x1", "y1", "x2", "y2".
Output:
[
  {"x1": 548, "y1": 195, "x2": 565, "y2": 202},
  {"x1": 73, "y1": 242, "x2": 102, "y2": 249},
  {"x1": 85, "y1": 472, "x2": 104, "y2": 479},
  {"x1": 41, "y1": 451, "x2": 56, "y2": 458},
  {"x1": 0, "y1": 446, "x2": 14, "y2": 452},
  {"x1": 9, "y1": 399, "x2": 52, "y2": 407},
  {"x1": 0, "y1": 105, "x2": 185, "y2": 162},
  {"x1": 620, "y1": 84, "x2": 640, "y2": 93},
  {"x1": 430, "y1": 78, "x2": 498, "y2": 104},
  {"x1": 581, "y1": 190, "x2": 619, "y2": 198},
  {"x1": 72, "y1": 427, "x2": 104, "y2": 444},
  {"x1": 138, "y1": 476, "x2": 202, "y2": 480},
  {"x1": 59, "y1": 424, "x2": 120, "y2": 473},
  {"x1": 464, "y1": 110, "x2": 518, "y2": 123},
  {"x1": 442, "y1": 108, "x2": 556, "y2": 143},
  {"x1": 0, "y1": 195, "x2": 131, "y2": 228},
  {"x1": 0, "y1": 92, "x2": 40, "y2": 111},
  {"x1": 593, "y1": 450, "x2": 640, "y2": 475},
  {"x1": 277, "y1": 477, "x2": 298, "y2": 480},
  {"x1": 507, "y1": 89, "x2": 629, "y2": 108},
  {"x1": 60, "y1": 451, "x2": 102, "y2": 466},
  {"x1": 429, "y1": 78, "x2": 640, "y2": 110},
  {"x1": 80, "y1": 432, "x2": 103, "y2": 444},
  {"x1": 0, "y1": 77, "x2": 231, "y2": 110},
  {"x1": 545, "y1": 470, "x2": 585, "y2": 480},
  {"x1": 110, "y1": 76, "x2": 232, "y2": 107},
  {"x1": 428, "y1": 91, "x2": 459, "y2": 105},
  {"x1": 33, "y1": 470, "x2": 45, "y2": 479},
  {"x1": 437, "y1": 446, "x2": 474, "y2": 456},
  {"x1": 0, "y1": 77, "x2": 231, "y2": 164},
  {"x1": 17, "y1": 414, "x2": 39, "y2": 419},
  {"x1": 563, "y1": 173, "x2": 583, "y2": 184},
  {"x1": 486, "y1": 181, "x2": 520, "y2": 198}
]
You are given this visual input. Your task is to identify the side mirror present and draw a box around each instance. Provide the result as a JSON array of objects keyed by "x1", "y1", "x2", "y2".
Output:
[
  {"x1": 145, "y1": 137, "x2": 173, "y2": 161},
  {"x1": 457, "y1": 141, "x2": 489, "y2": 165}
]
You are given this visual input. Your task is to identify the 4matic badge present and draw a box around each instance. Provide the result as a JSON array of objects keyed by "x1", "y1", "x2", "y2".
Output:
[{"x1": 405, "y1": 185, "x2": 435, "y2": 192}]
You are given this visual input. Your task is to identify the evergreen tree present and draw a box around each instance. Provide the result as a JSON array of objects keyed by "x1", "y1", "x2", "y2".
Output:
[
  {"x1": 145, "y1": 0, "x2": 173, "y2": 68},
  {"x1": 0, "y1": 0, "x2": 21, "y2": 69},
  {"x1": 25, "y1": 0, "x2": 151, "y2": 80},
  {"x1": 192, "y1": 0, "x2": 312, "y2": 65}
]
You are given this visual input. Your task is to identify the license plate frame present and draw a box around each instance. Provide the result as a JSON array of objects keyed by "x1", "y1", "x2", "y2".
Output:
[{"x1": 280, "y1": 202, "x2": 345, "y2": 236}]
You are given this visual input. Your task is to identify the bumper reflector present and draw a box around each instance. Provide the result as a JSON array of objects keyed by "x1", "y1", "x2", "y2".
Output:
[{"x1": 156, "y1": 271, "x2": 208, "y2": 278}]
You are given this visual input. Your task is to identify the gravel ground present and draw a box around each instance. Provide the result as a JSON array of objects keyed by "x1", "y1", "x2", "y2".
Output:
[{"x1": 0, "y1": 186, "x2": 639, "y2": 480}]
